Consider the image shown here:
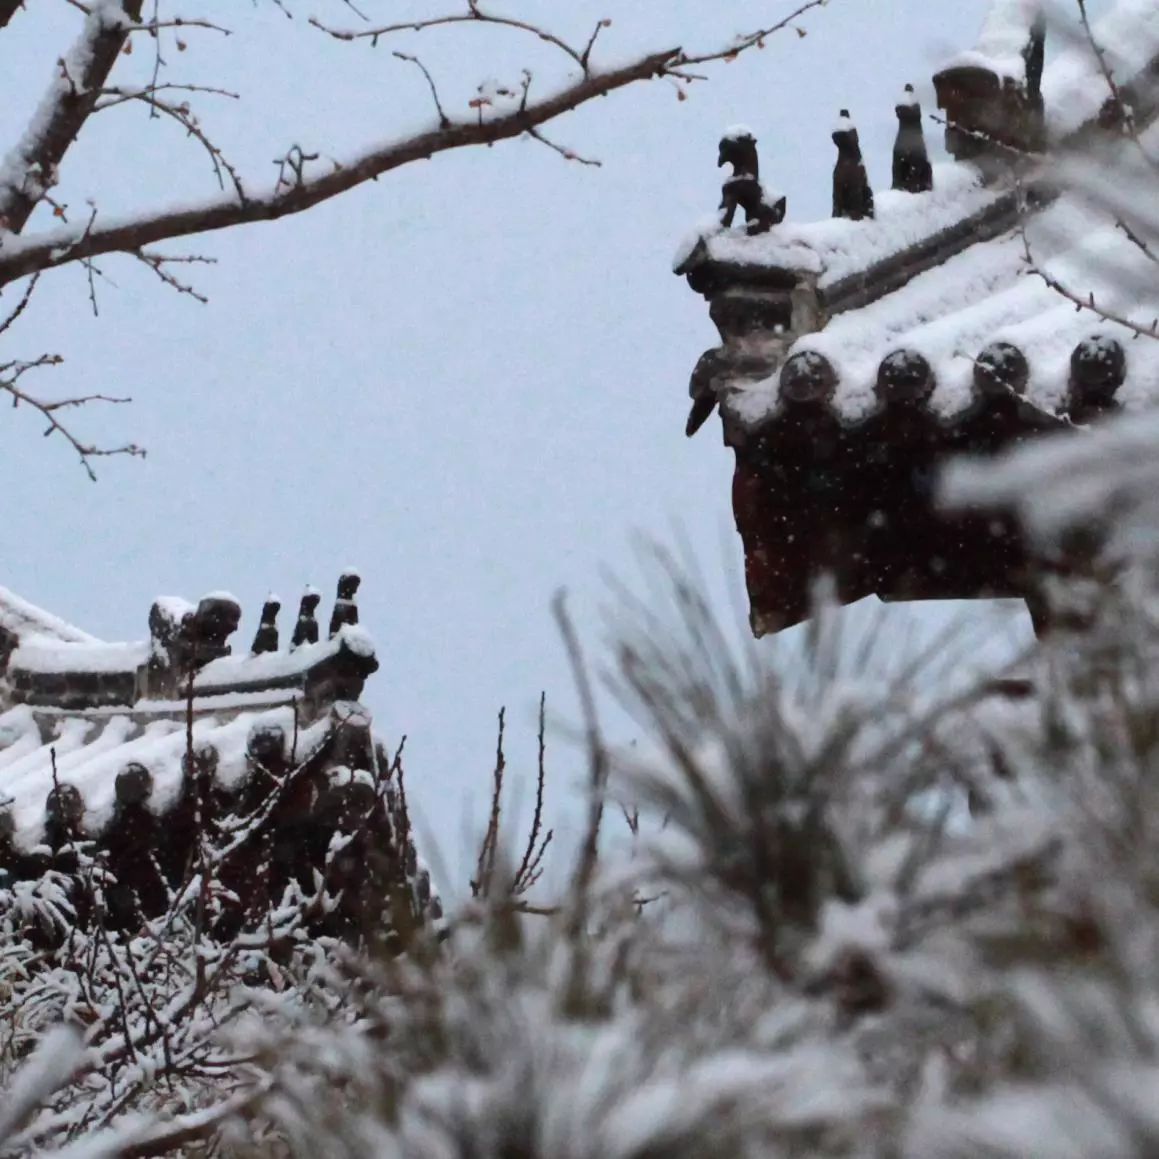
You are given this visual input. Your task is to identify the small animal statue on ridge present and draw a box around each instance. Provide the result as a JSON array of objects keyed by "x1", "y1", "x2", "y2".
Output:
[
  {"x1": 717, "y1": 126, "x2": 786, "y2": 236},
  {"x1": 832, "y1": 109, "x2": 875, "y2": 220},
  {"x1": 892, "y1": 84, "x2": 933, "y2": 194}
]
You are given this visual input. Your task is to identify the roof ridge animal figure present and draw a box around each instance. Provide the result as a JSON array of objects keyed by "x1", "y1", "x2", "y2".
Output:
[
  {"x1": 717, "y1": 126, "x2": 786, "y2": 236},
  {"x1": 892, "y1": 84, "x2": 933, "y2": 194},
  {"x1": 832, "y1": 109, "x2": 875, "y2": 220}
]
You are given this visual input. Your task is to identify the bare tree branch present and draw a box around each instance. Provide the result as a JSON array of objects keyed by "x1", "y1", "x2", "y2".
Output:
[
  {"x1": 0, "y1": 47, "x2": 680, "y2": 287},
  {"x1": 0, "y1": 0, "x2": 25, "y2": 32},
  {"x1": 0, "y1": 0, "x2": 145, "y2": 235},
  {"x1": 310, "y1": 8, "x2": 590, "y2": 73},
  {"x1": 673, "y1": 0, "x2": 829, "y2": 69},
  {"x1": 1020, "y1": 221, "x2": 1159, "y2": 341},
  {"x1": 0, "y1": 352, "x2": 144, "y2": 479}
]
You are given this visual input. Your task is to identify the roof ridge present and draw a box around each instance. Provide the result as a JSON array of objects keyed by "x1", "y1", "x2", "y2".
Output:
[
  {"x1": 827, "y1": 63, "x2": 1159, "y2": 319},
  {"x1": 0, "y1": 586, "x2": 101, "y2": 646}
]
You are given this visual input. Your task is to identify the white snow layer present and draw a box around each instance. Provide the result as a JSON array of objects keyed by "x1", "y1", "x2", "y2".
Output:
[
  {"x1": 1045, "y1": 0, "x2": 1159, "y2": 135},
  {"x1": 725, "y1": 187, "x2": 1159, "y2": 426},
  {"x1": 943, "y1": 0, "x2": 1044, "y2": 83},
  {"x1": 10, "y1": 640, "x2": 148, "y2": 675},
  {"x1": 193, "y1": 623, "x2": 375, "y2": 691}
]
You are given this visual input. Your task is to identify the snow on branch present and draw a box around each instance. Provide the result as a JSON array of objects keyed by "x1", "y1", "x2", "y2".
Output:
[
  {"x1": 0, "y1": 1, "x2": 144, "y2": 236},
  {"x1": 0, "y1": 2, "x2": 833, "y2": 465},
  {"x1": 0, "y1": 2, "x2": 831, "y2": 291}
]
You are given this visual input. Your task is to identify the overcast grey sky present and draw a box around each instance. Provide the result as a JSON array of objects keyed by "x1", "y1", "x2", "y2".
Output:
[{"x1": 3, "y1": 0, "x2": 1086, "y2": 888}]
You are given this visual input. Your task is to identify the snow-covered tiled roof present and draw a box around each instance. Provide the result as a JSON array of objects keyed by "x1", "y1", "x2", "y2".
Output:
[
  {"x1": 0, "y1": 575, "x2": 438, "y2": 932},
  {"x1": 0, "y1": 701, "x2": 326, "y2": 851},
  {"x1": 676, "y1": 162, "x2": 1006, "y2": 292},
  {"x1": 676, "y1": 1, "x2": 1159, "y2": 439},
  {"x1": 771, "y1": 191, "x2": 1159, "y2": 426},
  {"x1": 674, "y1": 0, "x2": 1159, "y2": 638}
]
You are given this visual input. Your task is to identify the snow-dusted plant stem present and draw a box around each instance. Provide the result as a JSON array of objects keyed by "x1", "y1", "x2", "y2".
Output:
[{"x1": 9, "y1": 488, "x2": 1159, "y2": 1153}]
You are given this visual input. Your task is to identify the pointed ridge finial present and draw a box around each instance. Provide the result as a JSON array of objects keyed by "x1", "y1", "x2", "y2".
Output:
[
  {"x1": 832, "y1": 109, "x2": 874, "y2": 220},
  {"x1": 893, "y1": 84, "x2": 933, "y2": 193},
  {"x1": 251, "y1": 593, "x2": 282, "y2": 654},
  {"x1": 291, "y1": 587, "x2": 322, "y2": 649},
  {"x1": 329, "y1": 571, "x2": 362, "y2": 638}
]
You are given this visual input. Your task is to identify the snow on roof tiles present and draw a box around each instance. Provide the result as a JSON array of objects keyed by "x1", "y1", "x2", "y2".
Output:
[
  {"x1": 0, "y1": 703, "x2": 331, "y2": 851},
  {"x1": 714, "y1": 154, "x2": 1159, "y2": 431},
  {"x1": 943, "y1": 0, "x2": 1044, "y2": 84},
  {"x1": 0, "y1": 578, "x2": 387, "y2": 857},
  {"x1": 677, "y1": 163, "x2": 1000, "y2": 289},
  {"x1": 1043, "y1": 0, "x2": 1159, "y2": 135},
  {"x1": 193, "y1": 623, "x2": 376, "y2": 692}
]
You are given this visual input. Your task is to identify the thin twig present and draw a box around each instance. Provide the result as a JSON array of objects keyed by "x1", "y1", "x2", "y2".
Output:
[
  {"x1": 473, "y1": 707, "x2": 506, "y2": 899},
  {"x1": 1019, "y1": 223, "x2": 1159, "y2": 340},
  {"x1": 392, "y1": 52, "x2": 450, "y2": 128},
  {"x1": 311, "y1": 9, "x2": 587, "y2": 72},
  {"x1": 512, "y1": 691, "x2": 551, "y2": 894},
  {"x1": 525, "y1": 127, "x2": 601, "y2": 167},
  {"x1": 674, "y1": 0, "x2": 828, "y2": 69},
  {"x1": 1, "y1": 356, "x2": 143, "y2": 480},
  {"x1": 0, "y1": 269, "x2": 40, "y2": 337}
]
